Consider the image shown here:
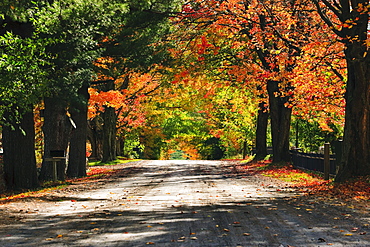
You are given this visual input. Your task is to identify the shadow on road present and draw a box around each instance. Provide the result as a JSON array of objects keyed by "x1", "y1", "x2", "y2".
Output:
[{"x1": 0, "y1": 160, "x2": 369, "y2": 246}]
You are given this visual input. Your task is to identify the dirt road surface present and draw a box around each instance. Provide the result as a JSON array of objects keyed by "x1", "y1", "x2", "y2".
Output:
[{"x1": 0, "y1": 160, "x2": 369, "y2": 247}]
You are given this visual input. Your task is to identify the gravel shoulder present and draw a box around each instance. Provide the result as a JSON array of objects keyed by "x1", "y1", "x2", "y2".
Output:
[{"x1": 0, "y1": 160, "x2": 369, "y2": 246}]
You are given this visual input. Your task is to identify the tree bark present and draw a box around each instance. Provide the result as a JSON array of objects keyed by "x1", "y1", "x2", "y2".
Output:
[
  {"x1": 254, "y1": 102, "x2": 269, "y2": 160},
  {"x1": 39, "y1": 97, "x2": 72, "y2": 181},
  {"x1": 87, "y1": 116, "x2": 103, "y2": 160},
  {"x1": 67, "y1": 84, "x2": 89, "y2": 178},
  {"x1": 267, "y1": 80, "x2": 292, "y2": 163},
  {"x1": 2, "y1": 108, "x2": 39, "y2": 190},
  {"x1": 331, "y1": 0, "x2": 370, "y2": 181},
  {"x1": 335, "y1": 44, "x2": 370, "y2": 181},
  {"x1": 116, "y1": 136, "x2": 125, "y2": 157},
  {"x1": 102, "y1": 106, "x2": 117, "y2": 162}
]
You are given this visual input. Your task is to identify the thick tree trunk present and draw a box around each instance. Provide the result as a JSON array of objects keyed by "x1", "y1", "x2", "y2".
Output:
[
  {"x1": 334, "y1": 2, "x2": 370, "y2": 181},
  {"x1": 254, "y1": 102, "x2": 269, "y2": 160},
  {"x1": 39, "y1": 97, "x2": 72, "y2": 181},
  {"x1": 67, "y1": 84, "x2": 89, "y2": 178},
  {"x1": 267, "y1": 80, "x2": 292, "y2": 163},
  {"x1": 2, "y1": 108, "x2": 39, "y2": 190},
  {"x1": 335, "y1": 44, "x2": 370, "y2": 182},
  {"x1": 102, "y1": 106, "x2": 117, "y2": 162}
]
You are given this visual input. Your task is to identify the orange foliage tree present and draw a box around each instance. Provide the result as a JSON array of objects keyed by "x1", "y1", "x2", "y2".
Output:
[
  {"x1": 173, "y1": 0, "x2": 346, "y2": 161},
  {"x1": 88, "y1": 69, "x2": 162, "y2": 161},
  {"x1": 310, "y1": 0, "x2": 370, "y2": 182}
]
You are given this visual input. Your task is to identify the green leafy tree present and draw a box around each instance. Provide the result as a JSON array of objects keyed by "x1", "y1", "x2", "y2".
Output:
[
  {"x1": 33, "y1": 0, "x2": 115, "y2": 180},
  {"x1": 0, "y1": 12, "x2": 50, "y2": 189}
]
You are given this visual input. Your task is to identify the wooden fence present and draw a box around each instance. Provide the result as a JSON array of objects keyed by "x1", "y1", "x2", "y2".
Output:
[{"x1": 290, "y1": 150, "x2": 337, "y2": 175}]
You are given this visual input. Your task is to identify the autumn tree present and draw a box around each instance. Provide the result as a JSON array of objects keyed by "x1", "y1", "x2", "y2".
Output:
[
  {"x1": 91, "y1": 1, "x2": 180, "y2": 162},
  {"x1": 175, "y1": 1, "x2": 294, "y2": 161},
  {"x1": 88, "y1": 72, "x2": 162, "y2": 161},
  {"x1": 176, "y1": 0, "x2": 346, "y2": 164},
  {"x1": 152, "y1": 53, "x2": 258, "y2": 159},
  {"x1": 310, "y1": 0, "x2": 370, "y2": 181}
]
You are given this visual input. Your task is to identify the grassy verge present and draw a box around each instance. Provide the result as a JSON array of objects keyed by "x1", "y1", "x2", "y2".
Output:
[
  {"x1": 0, "y1": 158, "x2": 140, "y2": 203},
  {"x1": 88, "y1": 157, "x2": 140, "y2": 167}
]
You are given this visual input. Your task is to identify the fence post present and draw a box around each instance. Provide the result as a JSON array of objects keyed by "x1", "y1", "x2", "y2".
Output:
[{"x1": 324, "y1": 143, "x2": 330, "y2": 180}]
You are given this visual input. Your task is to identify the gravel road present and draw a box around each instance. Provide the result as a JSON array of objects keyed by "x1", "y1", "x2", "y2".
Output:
[{"x1": 0, "y1": 160, "x2": 369, "y2": 247}]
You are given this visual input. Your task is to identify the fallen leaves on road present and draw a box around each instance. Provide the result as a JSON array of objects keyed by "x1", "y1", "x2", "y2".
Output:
[
  {"x1": 0, "y1": 167, "x2": 123, "y2": 203},
  {"x1": 233, "y1": 159, "x2": 370, "y2": 209}
]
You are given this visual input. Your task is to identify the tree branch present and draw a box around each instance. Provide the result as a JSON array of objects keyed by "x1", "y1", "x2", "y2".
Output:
[{"x1": 311, "y1": 0, "x2": 344, "y2": 37}]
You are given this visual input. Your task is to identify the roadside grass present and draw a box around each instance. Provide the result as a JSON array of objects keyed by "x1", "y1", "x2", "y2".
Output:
[
  {"x1": 88, "y1": 157, "x2": 140, "y2": 166},
  {"x1": 0, "y1": 158, "x2": 139, "y2": 203},
  {"x1": 258, "y1": 162, "x2": 328, "y2": 186}
]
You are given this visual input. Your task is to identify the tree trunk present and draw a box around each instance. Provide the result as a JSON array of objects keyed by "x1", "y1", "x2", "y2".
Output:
[
  {"x1": 335, "y1": 43, "x2": 370, "y2": 182},
  {"x1": 39, "y1": 97, "x2": 72, "y2": 181},
  {"x1": 2, "y1": 108, "x2": 39, "y2": 190},
  {"x1": 254, "y1": 102, "x2": 269, "y2": 160},
  {"x1": 116, "y1": 136, "x2": 125, "y2": 157},
  {"x1": 102, "y1": 106, "x2": 117, "y2": 162},
  {"x1": 67, "y1": 84, "x2": 89, "y2": 178},
  {"x1": 267, "y1": 80, "x2": 292, "y2": 163},
  {"x1": 87, "y1": 116, "x2": 103, "y2": 160}
]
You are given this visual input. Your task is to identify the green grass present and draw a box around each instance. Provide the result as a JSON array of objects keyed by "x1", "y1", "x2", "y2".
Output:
[
  {"x1": 240, "y1": 154, "x2": 255, "y2": 164},
  {"x1": 88, "y1": 158, "x2": 140, "y2": 167}
]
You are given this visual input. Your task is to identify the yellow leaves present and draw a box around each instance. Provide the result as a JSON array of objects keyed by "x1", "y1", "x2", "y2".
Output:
[
  {"x1": 270, "y1": 49, "x2": 281, "y2": 55},
  {"x1": 342, "y1": 17, "x2": 360, "y2": 29},
  {"x1": 365, "y1": 40, "x2": 370, "y2": 48}
]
